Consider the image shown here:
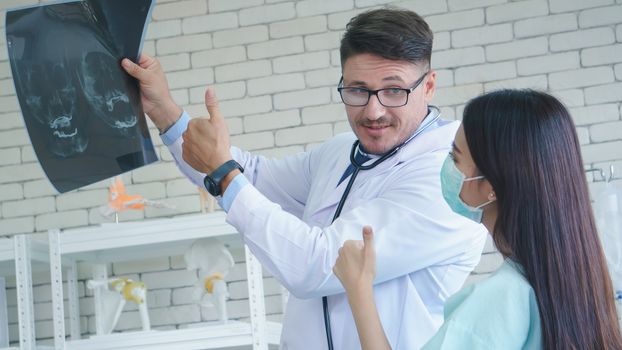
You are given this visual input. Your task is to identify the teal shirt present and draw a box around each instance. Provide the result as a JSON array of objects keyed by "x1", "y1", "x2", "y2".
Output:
[{"x1": 423, "y1": 260, "x2": 543, "y2": 349}]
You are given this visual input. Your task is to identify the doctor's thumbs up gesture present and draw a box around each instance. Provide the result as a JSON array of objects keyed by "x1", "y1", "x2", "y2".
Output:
[
  {"x1": 181, "y1": 88, "x2": 234, "y2": 175},
  {"x1": 122, "y1": 54, "x2": 238, "y2": 192}
]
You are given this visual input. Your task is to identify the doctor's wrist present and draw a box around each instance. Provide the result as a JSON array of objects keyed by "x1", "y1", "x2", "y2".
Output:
[
  {"x1": 153, "y1": 101, "x2": 183, "y2": 133},
  {"x1": 220, "y1": 169, "x2": 242, "y2": 194}
]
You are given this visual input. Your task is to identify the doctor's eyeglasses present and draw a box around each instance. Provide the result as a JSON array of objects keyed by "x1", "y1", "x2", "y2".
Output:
[{"x1": 337, "y1": 71, "x2": 429, "y2": 107}]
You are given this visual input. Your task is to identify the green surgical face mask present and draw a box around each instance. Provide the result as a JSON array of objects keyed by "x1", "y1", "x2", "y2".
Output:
[{"x1": 440, "y1": 155, "x2": 493, "y2": 223}]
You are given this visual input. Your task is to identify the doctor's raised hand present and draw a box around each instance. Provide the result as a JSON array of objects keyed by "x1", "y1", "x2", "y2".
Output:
[
  {"x1": 181, "y1": 89, "x2": 235, "y2": 176},
  {"x1": 121, "y1": 54, "x2": 182, "y2": 132}
]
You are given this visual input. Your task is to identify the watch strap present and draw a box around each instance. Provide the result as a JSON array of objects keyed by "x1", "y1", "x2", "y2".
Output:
[{"x1": 205, "y1": 160, "x2": 244, "y2": 196}]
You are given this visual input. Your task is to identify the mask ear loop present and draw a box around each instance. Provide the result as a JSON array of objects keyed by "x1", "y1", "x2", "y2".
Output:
[
  {"x1": 474, "y1": 198, "x2": 494, "y2": 210},
  {"x1": 463, "y1": 175, "x2": 485, "y2": 182},
  {"x1": 464, "y1": 177, "x2": 496, "y2": 209},
  {"x1": 476, "y1": 190, "x2": 497, "y2": 209}
]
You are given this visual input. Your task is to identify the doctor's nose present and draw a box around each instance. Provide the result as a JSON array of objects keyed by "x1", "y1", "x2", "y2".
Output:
[{"x1": 364, "y1": 94, "x2": 386, "y2": 120}]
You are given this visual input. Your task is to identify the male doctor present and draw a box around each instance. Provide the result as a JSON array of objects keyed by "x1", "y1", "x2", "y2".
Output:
[{"x1": 123, "y1": 8, "x2": 487, "y2": 349}]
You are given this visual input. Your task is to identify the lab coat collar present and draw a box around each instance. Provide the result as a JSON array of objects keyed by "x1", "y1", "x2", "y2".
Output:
[
  {"x1": 318, "y1": 107, "x2": 460, "y2": 216},
  {"x1": 357, "y1": 106, "x2": 442, "y2": 160}
]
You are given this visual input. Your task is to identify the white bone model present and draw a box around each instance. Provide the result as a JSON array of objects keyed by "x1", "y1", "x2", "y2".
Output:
[
  {"x1": 86, "y1": 277, "x2": 150, "y2": 333},
  {"x1": 184, "y1": 238, "x2": 235, "y2": 323}
]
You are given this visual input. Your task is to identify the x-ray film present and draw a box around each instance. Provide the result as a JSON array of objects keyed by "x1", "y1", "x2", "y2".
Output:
[{"x1": 5, "y1": 0, "x2": 157, "y2": 193}]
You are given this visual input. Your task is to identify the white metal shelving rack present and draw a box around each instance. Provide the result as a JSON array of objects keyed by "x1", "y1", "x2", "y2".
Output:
[
  {"x1": 46, "y1": 212, "x2": 281, "y2": 350},
  {"x1": 0, "y1": 235, "x2": 57, "y2": 350}
]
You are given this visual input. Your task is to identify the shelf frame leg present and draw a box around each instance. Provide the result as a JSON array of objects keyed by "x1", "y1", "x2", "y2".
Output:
[
  {"x1": 49, "y1": 229, "x2": 66, "y2": 350},
  {"x1": 0, "y1": 277, "x2": 8, "y2": 348},
  {"x1": 67, "y1": 259, "x2": 81, "y2": 340},
  {"x1": 245, "y1": 246, "x2": 268, "y2": 350},
  {"x1": 15, "y1": 234, "x2": 36, "y2": 350}
]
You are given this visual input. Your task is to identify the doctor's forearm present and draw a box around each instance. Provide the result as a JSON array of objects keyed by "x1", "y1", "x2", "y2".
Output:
[{"x1": 346, "y1": 286, "x2": 392, "y2": 350}]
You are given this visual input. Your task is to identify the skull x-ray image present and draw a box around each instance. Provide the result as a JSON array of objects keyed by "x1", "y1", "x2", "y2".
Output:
[
  {"x1": 6, "y1": 0, "x2": 157, "y2": 193},
  {"x1": 79, "y1": 51, "x2": 137, "y2": 133},
  {"x1": 18, "y1": 58, "x2": 88, "y2": 158}
]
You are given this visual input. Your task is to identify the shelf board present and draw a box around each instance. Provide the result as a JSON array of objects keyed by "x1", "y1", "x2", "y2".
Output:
[
  {"x1": 64, "y1": 321, "x2": 282, "y2": 350},
  {"x1": 0, "y1": 239, "x2": 68, "y2": 276},
  {"x1": 45, "y1": 212, "x2": 242, "y2": 263}
]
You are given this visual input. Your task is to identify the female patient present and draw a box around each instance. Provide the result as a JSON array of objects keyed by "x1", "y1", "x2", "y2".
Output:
[{"x1": 333, "y1": 89, "x2": 622, "y2": 349}]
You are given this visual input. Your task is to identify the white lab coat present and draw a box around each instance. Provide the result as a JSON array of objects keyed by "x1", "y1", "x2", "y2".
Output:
[{"x1": 165, "y1": 112, "x2": 487, "y2": 349}]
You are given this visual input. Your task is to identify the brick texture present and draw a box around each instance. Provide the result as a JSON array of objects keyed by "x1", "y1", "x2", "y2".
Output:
[{"x1": 1, "y1": 0, "x2": 621, "y2": 345}]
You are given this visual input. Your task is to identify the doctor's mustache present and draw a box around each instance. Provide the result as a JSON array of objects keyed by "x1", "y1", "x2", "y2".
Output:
[{"x1": 357, "y1": 118, "x2": 392, "y2": 128}]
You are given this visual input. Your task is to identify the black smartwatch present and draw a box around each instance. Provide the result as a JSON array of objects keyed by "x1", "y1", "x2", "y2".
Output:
[{"x1": 203, "y1": 160, "x2": 244, "y2": 196}]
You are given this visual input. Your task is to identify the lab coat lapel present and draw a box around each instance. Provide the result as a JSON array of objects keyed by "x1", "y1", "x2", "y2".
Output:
[
  {"x1": 312, "y1": 146, "x2": 401, "y2": 220},
  {"x1": 315, "y1": 147, "x2": 356, "y2": 215}
]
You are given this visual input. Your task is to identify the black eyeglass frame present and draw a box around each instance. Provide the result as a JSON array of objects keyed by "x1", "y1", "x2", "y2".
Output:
[{"x1": 337, "y1": 71, "x2": 429, "y2": 107}]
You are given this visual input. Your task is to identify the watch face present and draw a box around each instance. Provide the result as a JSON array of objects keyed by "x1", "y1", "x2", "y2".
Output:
[{"x1": 204, "y1": 176, "x2": 219, "y2": 196}]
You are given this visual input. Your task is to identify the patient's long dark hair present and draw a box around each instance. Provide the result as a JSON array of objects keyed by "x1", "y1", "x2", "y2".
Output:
[{"x1": 462, "y1": 89, "x2": 622, "y2": 350}]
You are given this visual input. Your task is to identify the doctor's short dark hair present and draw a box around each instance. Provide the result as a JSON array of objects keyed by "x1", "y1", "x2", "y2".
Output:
[{"x1": 340, "y1": 8, "x2": 433, "y2": 68}]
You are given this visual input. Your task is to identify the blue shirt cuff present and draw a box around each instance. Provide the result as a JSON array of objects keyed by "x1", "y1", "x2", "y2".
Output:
[
  {"x1": 220, "y1": 173, "x2": 250, "y2": 212},
  {"x1": 160, "y1": 111, "x2": 190, "y2": 146}
]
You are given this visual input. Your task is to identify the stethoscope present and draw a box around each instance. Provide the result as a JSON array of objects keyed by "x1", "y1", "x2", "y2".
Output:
[{"x1": 323, "y1": 111, "x2": 440, "y2": 349}]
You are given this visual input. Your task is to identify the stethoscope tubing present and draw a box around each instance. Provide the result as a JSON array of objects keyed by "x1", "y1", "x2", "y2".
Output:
[{"x1": 323, "y1": 112, "x2": 440, "y2": 349}]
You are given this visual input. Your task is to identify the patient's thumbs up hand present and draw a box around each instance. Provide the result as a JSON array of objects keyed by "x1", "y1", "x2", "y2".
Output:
[
  {"x1": 333, "y1": 226, "x2": 377, "y2": 293},
  {"x1": 362, "y1": 226, "x2": 376, "y2": 275}
]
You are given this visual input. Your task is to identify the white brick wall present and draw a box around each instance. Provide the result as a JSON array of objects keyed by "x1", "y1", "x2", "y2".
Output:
[
  {"x1": 247, "y1": 73, "x2": 305, "y2": 96},
  {"x1": 215, "y1": 60, "x2": 272, "y2": 83},
  {"x1": 191, "y1": 46, "x2": 246, "y2": 68},
  {"x1": 247, "y1": 37, "x2": 304, "y2": 59},
  {"x1": 1, "y1": 0, "x2": 621, "y2": 345},
  {"x1": 514, "y1": 13, "x2": 578, "y2": 37},
  {"x1": 452, "y1": 23, "x2": 514, "y2": 47},
  {"x1": 549, "y1": 0, "x2": 614, "y2": 13},
  {"x1": 454, "y1": 61, "x2": 517, "y2": 84},
  {"x1": 427, "y1": 9, "x2": 485, "y2": 32},
  {"x1": 579, "y1": 5, "x2": 622, "y2": 28},
  {"x1": 517, "y1": 52, "x2": 581, "y2": 75},
  {"x1": 181, "y1": 13, "x2": 238, "y2": 35},
  {"x1": 212, "y1": 26, "x2": 269, "y2": 48},
  {"x1": 244, "y1": 110, "x2": 301, "y2": 132},
  {"x1": 270, "y1": 16, "x2": 327, "y2": 38},
  {"x1": 239, "y1": 2, "x2": 295, "y2": 26},
  {"x1": 550, "y1": 27, "x2": 616, "y2": 51},
  {"x1": 485, "y1": 37, "x2": 548, "y2": 62},
  {"x1": 0, "y1": 148, "x2": 20, "y2": 166},
  {"x1": 585, "y1": 82, "x2": 622, "y2": 104},
  {"x1": 486, "y1": 0, "x2": 549, "y2": 24},
  {"x1": 434, "y1": 47, "x2": 486, "y2": 69}
]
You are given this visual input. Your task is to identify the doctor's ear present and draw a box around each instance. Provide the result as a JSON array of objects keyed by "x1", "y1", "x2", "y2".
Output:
[{"x1": 488, "y1": 192, "x2": 496, "y2": 200}]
